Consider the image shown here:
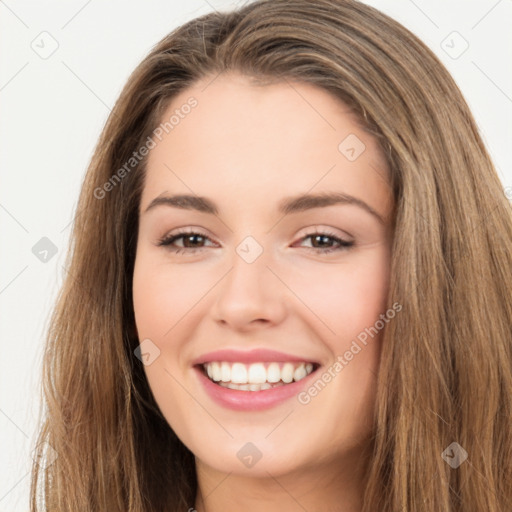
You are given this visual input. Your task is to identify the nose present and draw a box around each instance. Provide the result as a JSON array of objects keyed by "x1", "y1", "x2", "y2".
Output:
[{"x1": 210, "y1": 243, "x2": 288, "y2": 332}]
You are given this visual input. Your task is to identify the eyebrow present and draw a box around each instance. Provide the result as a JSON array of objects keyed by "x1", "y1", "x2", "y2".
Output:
[{"x1": 143, "y1": 192, "x2": 386, "y2": 224}]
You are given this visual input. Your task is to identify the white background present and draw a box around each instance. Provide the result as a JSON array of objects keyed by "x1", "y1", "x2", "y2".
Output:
[{"x1": 1, "y1": 0, "x2": 511, "y2": 509}]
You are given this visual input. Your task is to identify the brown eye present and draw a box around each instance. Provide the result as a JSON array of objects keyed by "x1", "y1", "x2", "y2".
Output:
[
  {"x1": 298, "y1": 231, "x2": 354, "y2": 254},
  {"x1": 157, "y1": 230, "x2": 215, "y2": 254}
]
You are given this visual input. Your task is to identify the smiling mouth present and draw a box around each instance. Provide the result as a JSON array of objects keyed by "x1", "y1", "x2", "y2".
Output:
[{"x1": 198, "y1": 361, "x2": 320, "y2": 391}]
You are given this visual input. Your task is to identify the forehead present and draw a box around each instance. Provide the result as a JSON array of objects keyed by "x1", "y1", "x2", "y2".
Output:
[{"x1": 141, "y1": 73, "x2": 392, "y2": 219}]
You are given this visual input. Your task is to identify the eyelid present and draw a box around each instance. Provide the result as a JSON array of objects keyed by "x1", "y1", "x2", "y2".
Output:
[
  {"x1": 297, "y1": 225, "x2": 353, "y2": 241},
  {"x1": 157, "y1": 225, "x2": 352, "y2": 243}
]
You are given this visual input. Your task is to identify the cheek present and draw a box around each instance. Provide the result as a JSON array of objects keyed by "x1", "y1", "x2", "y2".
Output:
[
  {"x1": 297, "y1": 248, "x2": 391, "y2": 345},
  {"x1": 132, "y1": 253, "x2": 212, "y2": 343},
  {"x1": 131, "y1": 252, "x2": 209, "y2": 436}
]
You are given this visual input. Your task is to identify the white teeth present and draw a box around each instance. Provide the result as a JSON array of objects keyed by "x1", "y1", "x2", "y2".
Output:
[
  {"x1": 248, "y1": 363, "x2": 267, "y2": 383},
  {"x1": 267, "y1": 362, "x2": 281, "y2": 383},
  {"x1": 211, "y1": 362, "x2": 221, "y2": 382},
  {"x1": 220, "y1": 381, "x2": 277, "y2": 391},
  {"x1": 203, "y1": 360, "x2": 316, "y2": 387},
  {"x1": 281, "y1": 363, "x2": 294, "y2": 383},
  {"x1": 230, "y1": 363, "x2": 247, "y2": 383},
  {"x1": 220, "y1": 362, "x2": 231, "y2": 382},
  {"x1": 293, "y1": 363, "x2": 307, "y2": 381}
]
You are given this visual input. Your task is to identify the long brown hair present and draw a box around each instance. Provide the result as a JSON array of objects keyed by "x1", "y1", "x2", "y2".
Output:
[{"x1": 30, "y1": 0, "x2": 512, "y2": 510}]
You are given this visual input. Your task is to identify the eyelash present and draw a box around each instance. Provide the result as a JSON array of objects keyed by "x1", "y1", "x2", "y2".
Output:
[{"x1": 156, "y1": 228, "x2": 354, "y2": 255}]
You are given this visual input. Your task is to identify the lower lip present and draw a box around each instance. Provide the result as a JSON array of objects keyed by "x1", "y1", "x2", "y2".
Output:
[{"x1": 194, "y1": 366, "x2": 318, "y2": 411}]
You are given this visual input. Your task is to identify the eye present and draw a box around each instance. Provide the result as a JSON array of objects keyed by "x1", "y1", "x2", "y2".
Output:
[
  {"x1": 156, "y1": 228, "x2": 354, "y2": 255},
  {"x1": 297, "y1": 229, "x2": 354, "y2": 254},
  {"x1": 157, "y1": 229, "x2": 215, "y2": 255}
]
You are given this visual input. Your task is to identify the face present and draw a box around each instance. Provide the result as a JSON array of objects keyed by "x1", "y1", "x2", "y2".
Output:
[{"x1": 132, "y1": 72, "x2": 394, "y2": 479}]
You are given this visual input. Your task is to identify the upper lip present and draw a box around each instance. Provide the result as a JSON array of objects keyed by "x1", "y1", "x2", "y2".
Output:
[{"x1": 192, "y1": 348, "x2": 320, "y2": 366}]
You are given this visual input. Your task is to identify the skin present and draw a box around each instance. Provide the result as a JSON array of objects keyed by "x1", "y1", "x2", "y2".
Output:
[{"x1": 132, "y1": 72, "x2": 394, "y2": 512}]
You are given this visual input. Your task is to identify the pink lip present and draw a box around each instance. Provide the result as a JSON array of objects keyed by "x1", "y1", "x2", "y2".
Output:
[
  {"x1": 192, "y1": 348, "x2": 319, "y2": 366},
  {"x1": 194, "y1": 365, "x2": 319, "y2": 411}
]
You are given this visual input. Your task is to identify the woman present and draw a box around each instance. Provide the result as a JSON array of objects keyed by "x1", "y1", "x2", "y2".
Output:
[{"x1": 30, "y1": 0, "x2": 512, "y2": 511}]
